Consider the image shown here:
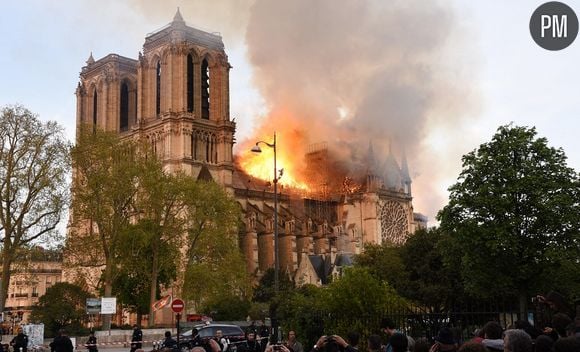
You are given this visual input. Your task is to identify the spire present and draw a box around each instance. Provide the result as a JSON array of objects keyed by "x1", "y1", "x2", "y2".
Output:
[
  {"x1": 172, "y1": 7, "x2": 185, "y2": 24},
  {"x1": 86, "y1": 52, "x2": 95, "y2": 65},
  {"x1": 400, "y1": 148, "x2": 412, "y2": 195},
  {"x1": 365, "y1": 141, "x2": 379, "y2": 175},
  {"x1": 400, "y1": 149, "x2": 411, "y2": 183},
  {"x1": 383, "y1": 146, "x2": 402, "y2": 191}
]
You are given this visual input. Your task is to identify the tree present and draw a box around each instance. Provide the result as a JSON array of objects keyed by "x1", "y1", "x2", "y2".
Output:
[
  {"x1": 353, "y1": 243, "x2": 408, "y2": 292},
  {"x1": 252, "y1": 268, "x2": 295, "y2": 303},
  {"x1": 181, "y1": 181, "x2": 251, "y2": 309},
  {"x1": 132, "y1": 164, "x2": 188, "y2": 326},
  {"x1": 67, "y1": 126, "x2": 144, "y2": 329},
  {"x1": 0, "y1": 105, "x2": 70, "y2": 312},
  {"x1": 438, "y1": 125, "x2": 580, "y2": 317},
  {"x1": 398, "y1": 228, "x2": 463, "y2": 312},
  {"x1": 30, "y1": 282, "x2": 90, "y2": 337},
  {"x1": 112, "y1": 221, "x2": 177, "y2": 325}
]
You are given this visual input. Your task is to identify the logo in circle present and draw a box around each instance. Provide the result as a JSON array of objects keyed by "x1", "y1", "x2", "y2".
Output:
[{"x1": 530, "y1": 1, "x2": 578, "y2": 50}]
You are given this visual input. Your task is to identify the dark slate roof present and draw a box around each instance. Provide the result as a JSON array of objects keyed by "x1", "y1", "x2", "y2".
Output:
[
  {"x1": 334, "y1": 253, "x2": 354, "y2": 267},
  {"x1": 197, "y1": 165, "x2": 214, "y2": 181}
]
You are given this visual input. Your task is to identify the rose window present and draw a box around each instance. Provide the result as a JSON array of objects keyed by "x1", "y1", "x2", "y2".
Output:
[{"x1": 380, "y1": 201, "x2": 408, "y2": 245}]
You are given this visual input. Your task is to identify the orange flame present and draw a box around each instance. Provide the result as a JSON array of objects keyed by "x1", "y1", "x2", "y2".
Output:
[{"x1": 238, "y1": 132, "x2": 310, "y2": 191}]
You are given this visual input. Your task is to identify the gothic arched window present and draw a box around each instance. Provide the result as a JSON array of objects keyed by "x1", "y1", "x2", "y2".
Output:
[
  {"x1": 187, "y1": 54, "x2": 194, "y2": 113},
  {"x1": 120, "y1": 82, "x2": 129, "y2": 131},
  {"x1": 156, "y1": 61, "x2": 161, "y2": 116},
  {"x1": 92, "y1": 89, "x2": 98, "y2": 133},
  {"x1": 201, "y1": 58, "x2": 210, "y2": 119}
]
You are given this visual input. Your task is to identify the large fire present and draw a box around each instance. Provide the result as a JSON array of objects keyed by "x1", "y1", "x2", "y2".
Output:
[{"x1": 238, "y1": 133, "x2": 310, "y2": 191}]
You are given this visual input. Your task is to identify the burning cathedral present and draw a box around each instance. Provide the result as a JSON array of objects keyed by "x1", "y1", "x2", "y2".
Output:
[{"x1": 73, "y1": 11, "x2": 426, "y2": 285}]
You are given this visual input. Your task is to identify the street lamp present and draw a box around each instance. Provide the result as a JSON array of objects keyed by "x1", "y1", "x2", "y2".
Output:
[
  {"x1": 251, "y1": 132, "x2": 279, "y2": 293},
  {"x1": 251, "y1": 132, "x2": 282, "y2": 343}
]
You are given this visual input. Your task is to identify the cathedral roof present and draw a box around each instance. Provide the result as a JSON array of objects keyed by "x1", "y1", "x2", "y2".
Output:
[{"x1": 144, "y1": 11, "x2": 224, "y2": 52}]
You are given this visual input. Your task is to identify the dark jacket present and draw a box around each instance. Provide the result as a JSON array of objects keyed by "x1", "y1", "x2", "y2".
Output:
[
  {"x1": 85, "y1": 335, "x2": 98, "y2": 352},
  {"x1": 161, "y1": 337, "x2": 177, "y2": 350},
  {"x1": 11, "y1": 333, "x2": 28, "y2": 352},
  {"x1": 50, "y1": 335, "x2": 74, "y2": 352},
  {"x1": 131, "y1": 328, "x2": 143, "y2": 350}
]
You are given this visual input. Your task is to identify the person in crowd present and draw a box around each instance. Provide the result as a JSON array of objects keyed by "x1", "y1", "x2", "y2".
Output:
[
  {"x1": 470, "y1": 329, "x2": 485, "y2": 344},
  {"x1": 130, "y1": 325, "x2": 143, "y2": 352},
  {"x1": 533, "y1": 335, "x2": 554, "y2": 352},
  {"x1": 429, "y1": 328, "x2": 457, "y2": 352},
  {"x1": 381, "y1": 318, "x2": 415, "y2": 352},
  {"x1": 311, "y1": 335, "x2": 356, "y2": 352},
  {"x1": 503, "y1": 329, "x2": 531, "y2": 352},
  {"x1": 413, "y1": 338, "x2": 431, "y2": 352},
  {"x1": 536, "y1": 291, "x2": 574, "y2": 319},
  {"x1": 552, "y1": 313, "x2": 572, "y2": 339},
  {"x1": 552, "y1": 336, "x2": 580, "y2": 352},
  {"x1": 366, "y1": 335, "x2": 382, "y2": 352},
  {"x1": 85, "y1": 331, "x2": 98, "y2": 352},
  {"x1": 388, "y1": 334, "x2": 408, "y2": 352},
  {"x1": 161, "y1": 331, "x2": 177, "y2": 351},
  {"x1": 239, "y1": 331, "x2": 261, "y2": 352},
  {"x1": 481, "y1": 322, "x2": 503, "y2": 352},
  {"x1": 50, "y1": 329, "x2": 74, "y2": 352},
  {"x1": 285, "y1": 331, "x2": 303, "y2": 352},
  {"x1": 456, "y1": 343, "x2": 485, "y2": 352},
  {"x1": 10, "y1": 327, "x2": 29, "y2": 352},
  {"x1": 512, "y1": 321, "x2": 541, "y2": 340},
  {"x1": 216, "y1": 330, "x2": 229, "y2": 352},
  {"x1": 346, "y1": 332, "x2": 360, "y2": 352}
]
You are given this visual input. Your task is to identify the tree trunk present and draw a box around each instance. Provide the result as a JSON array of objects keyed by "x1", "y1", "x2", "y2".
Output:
[
  {"x1": 102, "y1": 256, "x2": 114, "y2": 330},
  {"x1": 148, "y1": 241, "x2": 160, "y2": 328},
  {"x1": 519, "y1": 289, "x2": 528, "y2": 321},
  {"x1": 0, "y1": 249, "x2": 13, "y2": 312}
]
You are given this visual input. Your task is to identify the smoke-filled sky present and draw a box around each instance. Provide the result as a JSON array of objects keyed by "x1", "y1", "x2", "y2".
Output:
[{"x1": 1, "y1": 0, "x2": 579, "y2": 225}]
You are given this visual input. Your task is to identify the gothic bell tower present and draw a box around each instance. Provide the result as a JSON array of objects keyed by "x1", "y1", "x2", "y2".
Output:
[{"x1": 76, "y1": 9, "x2": 236, "y2": 187}]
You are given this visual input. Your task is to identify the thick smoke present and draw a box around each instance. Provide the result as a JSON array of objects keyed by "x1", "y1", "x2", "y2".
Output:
[{"x1": 241, "y1": 0, "x2": 478, "y2": 219}]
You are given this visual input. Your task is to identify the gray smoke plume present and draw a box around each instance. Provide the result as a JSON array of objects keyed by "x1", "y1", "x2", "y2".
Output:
[{"x1": 242, "y1": 0, "x2": 479, "y2": 219}]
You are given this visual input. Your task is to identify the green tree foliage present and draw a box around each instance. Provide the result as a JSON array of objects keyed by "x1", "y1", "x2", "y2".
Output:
[
  {"x1": 278, "y1": 267, "x2": 407, "y2": 347},
  {"x1": 398, "y1": 228, "x2": 463, "y2": 312},
  {"x1": 68, "y1": 126, "x2": 145, "y2": 329},
  {"x1": 353, "y1": 243, "x2": 408, "y2": 291},
  {"x1": 132, "y1": 163, "x2": 189, "y2": 326},
  {"x1": 437, "y1": 125, "x2": 580, "y2": 315},
  {"x1": 252, "y1": 268, "x2": 295, "y2": 303},
  {"x1": 0, "y1": 105, "x2": 70, "y2": 311},
  {"x1": 202, "y1": 295, "x2": 251, "y2": 321},
  {"x1": 112, "y1": 220, "x2": 177, "y2": 324},
  {"x1": 182, "y1": 181, "x2": 251, "y2": 310},
  {"x1": 30, "y1": 282, "x2": 90, "y2": 337}
]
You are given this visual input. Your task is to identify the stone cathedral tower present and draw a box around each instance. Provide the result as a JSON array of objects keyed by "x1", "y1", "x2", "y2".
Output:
[{"x1": 75, "y1": 9, "x2": 235, "y2": 184}]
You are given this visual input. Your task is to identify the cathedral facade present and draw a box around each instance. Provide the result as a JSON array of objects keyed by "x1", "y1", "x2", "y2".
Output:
[{"x1": 74, "y1": 11, "x2": 426, "y2": 286}]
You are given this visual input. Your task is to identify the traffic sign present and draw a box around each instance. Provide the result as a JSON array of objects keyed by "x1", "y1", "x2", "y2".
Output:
[{"x1": 171, "y1": 298, "x2": 185, "y2": 313}]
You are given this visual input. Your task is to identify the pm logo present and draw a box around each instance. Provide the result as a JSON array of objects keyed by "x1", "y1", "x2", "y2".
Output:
[{"x1": 530, "y1": 2, "x2": 578, "y2": 50}]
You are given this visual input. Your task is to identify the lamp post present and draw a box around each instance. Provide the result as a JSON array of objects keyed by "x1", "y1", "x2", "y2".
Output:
[
  {"x1": 251, "y1": 132, "x2": 281, "y2": 343},
  {"x1": 251, "y1": 132, "x2": 279, "y2": 293}
]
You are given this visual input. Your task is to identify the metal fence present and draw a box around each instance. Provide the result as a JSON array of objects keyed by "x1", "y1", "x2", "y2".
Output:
[{"x1": 277, "y1": 300, "x2": 532, "y2": 348}]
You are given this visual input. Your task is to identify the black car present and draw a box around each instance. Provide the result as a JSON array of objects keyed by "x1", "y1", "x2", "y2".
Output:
[{"x1": 178, "y1": 323, "x2": 246, "y2": 352}]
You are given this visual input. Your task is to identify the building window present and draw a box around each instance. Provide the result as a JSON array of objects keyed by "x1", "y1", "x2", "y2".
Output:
[
  {"x1": 93, "y1": 90, "x2": 98, "y2": 133},
  {"x1": 156, "y1": 61, "x2": 161, "y2": 116},
  {"x1": 187, "y1": 54, "x2": 194, "y2": 113},
  {"x1": 201, "y1": 58, "x2": 210, "y2": 119},
  {"x1": 120, "y1": 82, "x2": 129, "y2": 131},
  {"x1": 32, "y1": 287, "x2": 38, "y2": 298}
]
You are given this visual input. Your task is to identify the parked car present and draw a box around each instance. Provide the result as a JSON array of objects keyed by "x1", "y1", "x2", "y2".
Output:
[{"x1": 178, "y1": 323, "x2": 246, "y2": 352}]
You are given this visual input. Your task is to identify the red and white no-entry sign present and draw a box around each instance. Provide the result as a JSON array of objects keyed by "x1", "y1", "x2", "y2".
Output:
[{"x1": 171, "y1": 298, "x2": 185, "y2": 313}]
